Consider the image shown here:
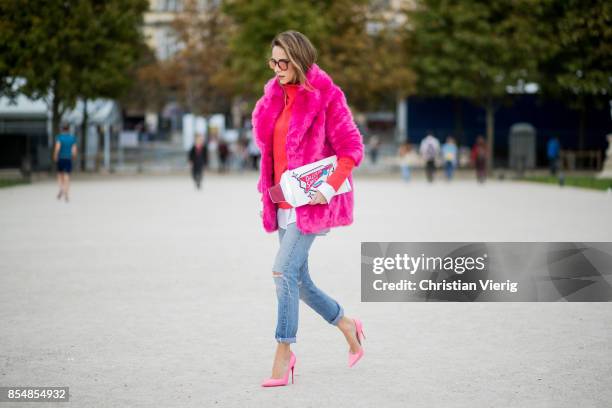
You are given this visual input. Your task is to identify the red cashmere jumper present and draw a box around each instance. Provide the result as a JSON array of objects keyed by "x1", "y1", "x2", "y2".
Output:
[{"x1": 273, "y1": 82, "x2": 355, "y2": 209}]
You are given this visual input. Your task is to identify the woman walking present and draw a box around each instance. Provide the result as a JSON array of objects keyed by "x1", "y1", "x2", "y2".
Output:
[{"x1": 252, "y1": 31, "x2": 366, "y2": 387}]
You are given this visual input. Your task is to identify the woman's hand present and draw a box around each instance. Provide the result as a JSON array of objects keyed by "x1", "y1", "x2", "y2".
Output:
[{"x1": 308, "y1": 191, "x2": 328, "y2": 205}]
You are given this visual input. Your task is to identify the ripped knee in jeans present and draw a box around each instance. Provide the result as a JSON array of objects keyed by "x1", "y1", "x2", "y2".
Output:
[
  {"x1": 273, "y1": 271, "x2": 302, "y2": 288},
  {"x1": 273, "y1": 271, "x2": 288, "y2": 297}
]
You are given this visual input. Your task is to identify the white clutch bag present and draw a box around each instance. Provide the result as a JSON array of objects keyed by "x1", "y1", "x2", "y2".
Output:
[{"x1": 268, "y1": 155, "x2": 351, "y2": 207}]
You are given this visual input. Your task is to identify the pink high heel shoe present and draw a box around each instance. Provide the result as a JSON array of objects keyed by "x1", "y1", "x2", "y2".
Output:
[
  {"x1": 261, "y1": 351, "x2": 297, "y2": 387},
  {"x1": 348, "y1": 318, "x2": 366, "y2": 367}
]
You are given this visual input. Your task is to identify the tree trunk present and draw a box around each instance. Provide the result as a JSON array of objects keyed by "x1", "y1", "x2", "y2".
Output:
[
  {"x1": 578, "y1": 105, "x2": 586, "y2": 151},
  {"x1": 49, "y1": 81, "x2": 64, "y2": 174},
  {"x1": 80, "y1": 99, "x2": 88, "y2": 171},
  {"x1": 454, "y1": 97, "x2": 464, "y2": 145},
  {"x1": 485, "y1": 101, "x2": 495, "y2": 173},
  {"x1": 51, "y1": 85, "x2": 61, "y2": 148}
]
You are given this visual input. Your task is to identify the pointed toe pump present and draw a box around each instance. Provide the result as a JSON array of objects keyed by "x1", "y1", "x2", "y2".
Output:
[
  {"x1": 348, "y1": 318, "x2": 366, "y2": 368},
  {"x1": 261, "y1": 351, "x2": 297, "y2": 387}
]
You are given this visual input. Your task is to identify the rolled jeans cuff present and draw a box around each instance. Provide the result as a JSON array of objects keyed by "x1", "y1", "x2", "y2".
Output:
[
  {"x1": 276, "y1": 336, "x2": 297, "y2": 344},
  {"x1": 329, "y1": 303, "x2": 345, "y2": 326}
]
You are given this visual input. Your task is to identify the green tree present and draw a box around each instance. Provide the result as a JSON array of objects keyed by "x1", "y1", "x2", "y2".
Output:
[
  {"x1": 0, "y1": 0, "x2": 147, "y2": 154},
  {"x1": 409, "y1": 0, "x2": 548, "y2": 170},
  {"x1": 536, "y1": 0, "x2": 612, "y2": 149},
  {"x1": 74, "y1": 0, "x2": 148, "y2": 170}
]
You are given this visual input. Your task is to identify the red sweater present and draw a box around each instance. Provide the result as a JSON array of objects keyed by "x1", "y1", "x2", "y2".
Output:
[{"x1": 273, "y1": 83, "x2": 354, "y2": 208}]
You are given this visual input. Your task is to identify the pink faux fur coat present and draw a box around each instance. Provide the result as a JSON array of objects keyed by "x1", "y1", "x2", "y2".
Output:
[{"x1": 252, "y1": 63, "x2": 364, "y2": 234}]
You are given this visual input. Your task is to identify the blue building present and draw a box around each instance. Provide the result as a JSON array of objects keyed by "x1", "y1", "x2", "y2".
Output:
[{"x1": 404, "y1": 94, "x2": 611, "y2": 167}]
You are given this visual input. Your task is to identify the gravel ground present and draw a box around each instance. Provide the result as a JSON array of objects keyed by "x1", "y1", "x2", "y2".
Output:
[{"x1": 1, "y1": 172, "x2": 611, "y2": 408}]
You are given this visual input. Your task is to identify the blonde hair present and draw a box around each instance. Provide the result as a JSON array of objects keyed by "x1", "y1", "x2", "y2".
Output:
[{"x1": 271, "y1": 31, "x2": 317, "y2": 91}]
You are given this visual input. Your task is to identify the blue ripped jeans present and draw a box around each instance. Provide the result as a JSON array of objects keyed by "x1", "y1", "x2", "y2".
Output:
[{"x1": 272, "y1": 223, "x2": 344, "y2": 344}]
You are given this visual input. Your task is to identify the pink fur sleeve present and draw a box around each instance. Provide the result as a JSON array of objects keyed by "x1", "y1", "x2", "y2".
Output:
[
  {"x1": 251, "y1": 97, "x2": 265, "y2": 152},
  {"x1": 325, "y1": 87, "x2": 365, "y2": 168},
  {"x1": 252, "y1": 95, "x2": 269, "y2": 194}
]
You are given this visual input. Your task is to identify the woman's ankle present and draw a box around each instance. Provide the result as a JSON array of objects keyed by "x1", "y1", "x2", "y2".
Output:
[
  {"x1": 276, "y1": 343, "x2": 291, "y2": 354},
  {"x1": 337, "y1": 316, "x2": 353, "y2": 332}
]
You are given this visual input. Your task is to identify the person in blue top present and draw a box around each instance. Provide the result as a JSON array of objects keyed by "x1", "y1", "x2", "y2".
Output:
[
  {"x1": 547, "y1": 136, "x2": 561, "y2": 176},
  {"x1": 441, "y1": 136, "x2": 458, "y2": 180},
  {"x1": 53, "y1": 123, "x2": 78, "y2": 202}
]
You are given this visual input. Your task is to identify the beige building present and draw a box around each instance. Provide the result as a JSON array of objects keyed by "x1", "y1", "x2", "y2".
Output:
[{"x1": 144, "y1": 0, "x2": 220, "y2": 60}]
